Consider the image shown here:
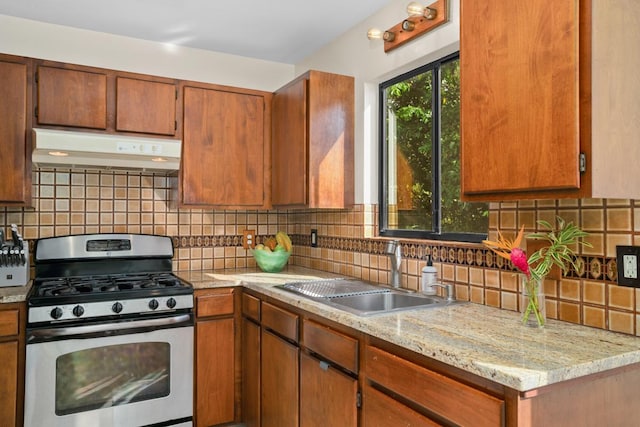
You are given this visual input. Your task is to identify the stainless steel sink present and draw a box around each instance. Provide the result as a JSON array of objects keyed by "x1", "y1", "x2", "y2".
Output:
[
  {"x1": 325, "y1": 292, "x2": 445, "y2": 316},
  {"x1": 277, "y1": 278, "x2": 462, "y2": 316}
]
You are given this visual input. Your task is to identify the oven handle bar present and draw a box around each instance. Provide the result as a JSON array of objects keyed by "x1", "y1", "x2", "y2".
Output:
[{"x1": 27, "y1": 313, "x2": 192, "y2": 341}]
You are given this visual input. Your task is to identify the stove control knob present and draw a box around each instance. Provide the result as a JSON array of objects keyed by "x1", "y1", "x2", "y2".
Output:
[
  {"x1": 166, "y1": 298, "x2": 177, "y2": 309},
  {"x1": 149, "y1": 299, "x2": 159, "y2": 310},
  {"x1": 112, "y1": 302, "x2": 123, "y2": 314},
  {"x1": 72, "y1": 305, "x2": 85, "y2": 317},
  {"x1": 50, "y1": 307, "x2": 63, "y2": 320}
]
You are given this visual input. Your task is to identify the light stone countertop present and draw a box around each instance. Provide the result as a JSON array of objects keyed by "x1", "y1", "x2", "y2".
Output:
[
  {"x1": 178, "y1": 266, "x2": 640, "y2": 392},
  {"x1": 0, "y1": 281, "x2": 31, "y2": 303}
]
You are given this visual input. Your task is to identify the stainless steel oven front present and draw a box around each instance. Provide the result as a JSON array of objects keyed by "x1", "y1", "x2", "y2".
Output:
[{"x1": 24, "y1": 313, "x2": 193, "y2": 427}]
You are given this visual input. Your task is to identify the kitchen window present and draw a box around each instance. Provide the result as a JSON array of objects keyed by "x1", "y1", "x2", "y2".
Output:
[{"x1": 379, "y1": 53, "x2": 488, "y2": 242}]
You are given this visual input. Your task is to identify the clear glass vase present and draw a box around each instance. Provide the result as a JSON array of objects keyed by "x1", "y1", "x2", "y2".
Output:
[{"x1": 520, "y1": 275, "x2": 545, "y2": 327}]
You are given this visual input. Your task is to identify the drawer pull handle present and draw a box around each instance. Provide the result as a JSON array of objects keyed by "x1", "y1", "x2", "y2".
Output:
[{"x1": 319, "y1": 360, "x2": 330, "y2": 371}]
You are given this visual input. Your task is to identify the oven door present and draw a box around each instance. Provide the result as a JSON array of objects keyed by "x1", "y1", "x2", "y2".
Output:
[{"x1": 24, "y1": 314, "x2": 193, "y2": 427}]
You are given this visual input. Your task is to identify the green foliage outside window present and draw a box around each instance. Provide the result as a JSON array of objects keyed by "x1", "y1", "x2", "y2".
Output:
[{"x1": 381, "y1": 54, "x2": 488, "y2": 240}]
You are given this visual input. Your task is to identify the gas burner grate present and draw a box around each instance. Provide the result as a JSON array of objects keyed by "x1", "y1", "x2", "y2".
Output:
[{"x1": 33, "y1": 273, "x2": 188, "y2": 297}]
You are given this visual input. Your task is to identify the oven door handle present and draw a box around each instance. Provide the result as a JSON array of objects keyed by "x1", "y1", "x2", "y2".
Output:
[{"x1": 27, "y1": 313, "x2": 193, "y2": 341}]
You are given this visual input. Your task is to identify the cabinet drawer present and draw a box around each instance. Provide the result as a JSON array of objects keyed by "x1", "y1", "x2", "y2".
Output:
[
  {"x1": 363, "y1": 384, "x2": 439, "y2": 427},
  {"x1": 0, "y1": 309, "x2": 19, "y2": 337},
  {"x1": 196, "y1": 288, "x2": 235, "y2": 318},
  {"x1": 366, "y1": 346, "x2": 504, "y2": 427},
  {"x1": 242, "y1": 293, "x2": 261, "y2": 322},
  {"x1": 262, "y1": 302, "x2": 298, "y2": 342},
  {"x1": 303, "y1": 319, "x2": 358, "y2": 373}
]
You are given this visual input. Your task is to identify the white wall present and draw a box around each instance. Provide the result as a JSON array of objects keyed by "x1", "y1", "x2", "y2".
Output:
[
  {"x1": 0, "y1": 14, "x2": 294, "y2": 91},
  {"x1": 295, "y1": 0, "x2": 460, "y2": 204}
]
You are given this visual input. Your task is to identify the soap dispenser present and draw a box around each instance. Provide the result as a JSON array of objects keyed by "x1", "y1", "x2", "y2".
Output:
[{"x1": 421, "y1": 256, "x2": 438, "y2": 295}]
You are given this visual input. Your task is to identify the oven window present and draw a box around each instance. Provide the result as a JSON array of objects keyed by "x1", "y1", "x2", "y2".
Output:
[{"x1": 55, "y1": 342, "x2": 170, "y2": 415}]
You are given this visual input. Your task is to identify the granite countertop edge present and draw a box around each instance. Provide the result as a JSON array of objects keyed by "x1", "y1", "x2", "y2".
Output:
[
  {"x1": 5, "y1": 267, "x2": 639, "y2": 393},
  {"x1": 179, "y1": 266, "x2": 640, "y2": 392}
]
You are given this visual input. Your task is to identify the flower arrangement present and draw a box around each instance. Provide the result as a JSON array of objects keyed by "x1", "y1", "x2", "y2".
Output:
[{"x1": 483, "y1": 217, "x2": 590, "y2": 327}]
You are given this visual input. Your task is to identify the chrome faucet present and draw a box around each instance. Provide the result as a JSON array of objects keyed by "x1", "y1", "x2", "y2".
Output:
[
  {"x1": 429, "y1": 283, "x2": 455, "y2": 302},
  {"x1": 384, "y1": 240, "x2": 402, "y2": 288}
]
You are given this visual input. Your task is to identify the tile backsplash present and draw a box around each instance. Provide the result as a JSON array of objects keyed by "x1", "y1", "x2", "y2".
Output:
[{"x1": 3, "y1": 168, "x2": 639, "y2": 336}]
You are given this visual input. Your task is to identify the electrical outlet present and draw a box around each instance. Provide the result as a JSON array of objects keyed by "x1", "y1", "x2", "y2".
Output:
[
  {"x1": 617, "y1": 246, "x2": 640, "y2": 287},
  {"x1": 623, "y1": 255, "x2": 638, "y2": 279},
  {"x1": 311, "y1": 229, "x2": 318, "y2": 247},
  {"x1": 242, "y1": 229, "x2": 255, "y2": 249}
]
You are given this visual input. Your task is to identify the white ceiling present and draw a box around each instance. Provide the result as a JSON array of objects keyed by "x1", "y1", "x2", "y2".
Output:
[{"x1": 0, "y1": 0, "x2": 392, "y2": 64}]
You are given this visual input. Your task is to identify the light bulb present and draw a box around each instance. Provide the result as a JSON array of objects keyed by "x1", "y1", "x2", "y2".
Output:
[
  {"x1": 367, "y1": 28, "x2": 383, "y2": 40},
  {"x1": 406, "y1": 2, "x2": 424, "y2": 17}
]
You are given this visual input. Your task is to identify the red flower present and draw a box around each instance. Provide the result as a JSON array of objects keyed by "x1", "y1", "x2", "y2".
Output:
[
  {"x1": 483, "y1": 225, "x2": 530, "y2": 277},
  {"x1": 510, "y1": 247, "x2": 530, "y2": 278}
]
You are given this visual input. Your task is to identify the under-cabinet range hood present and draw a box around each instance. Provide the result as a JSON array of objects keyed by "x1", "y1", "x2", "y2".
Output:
[{"x1": 32, "y1": 128, "x2": 181, "y2": 172}]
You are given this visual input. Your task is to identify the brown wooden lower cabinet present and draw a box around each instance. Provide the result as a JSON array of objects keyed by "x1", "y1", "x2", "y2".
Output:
[
  {"x1": 0, "y1": 340, "x2": 19, "y2": 425},
  {"x1": 362, "y1": 384, "x2": 440, "y2": 427},
  {"x1": 365, "y1": 345, "x2": 504, "y2": 427},
  {"x1": 239, "y1": 293, "x2": 640, "y2": 427},
  {"x1": 194, "y1": 288, "x2": 237, "y2": 427},
  {"x1": 261, "y1": 329, "x2": 299, "y2": 427},
  {"x1": 0, "y1": 303, "x2": 25, "y2": 427},
  {"x1": 242, "y1": 317, "x2": 261, "y2": 427},
  {"x1": 300, "y1": 351, "x2": 358, "y2": 427}
]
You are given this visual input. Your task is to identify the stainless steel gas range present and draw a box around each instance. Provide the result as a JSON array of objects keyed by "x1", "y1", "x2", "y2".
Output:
[{"x1": 24, "y1": 234, "x2": 194, "y2": 427}]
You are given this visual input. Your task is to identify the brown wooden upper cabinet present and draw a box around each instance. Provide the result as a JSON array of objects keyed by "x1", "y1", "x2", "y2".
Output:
[
  {"x1": 460, "y1": 0, "x2": 640, "y2": 200},
  {"x1": 180, "y1": 84, "x2": 271, "y2": 208},
  {"x1": 36, "y1": 65, "x2": 108, "y2": 130},
  {"x1": 35, "y1": 61, "x2": 179, "y2": 137},
  {"x1": 272, "y1": 70, "x2": 354, "y2": 209},
  {"x1": 0, "y1": 54, "x2": 32, "y2": 206},
  {"x1": 116, "y1": 77, "x2": 177, "y2": 136}
]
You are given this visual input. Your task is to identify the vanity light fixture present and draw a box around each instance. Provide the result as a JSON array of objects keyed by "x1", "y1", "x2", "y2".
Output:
[{"x1": 367, "y1": 0, "x2": 448, "y2": 53}]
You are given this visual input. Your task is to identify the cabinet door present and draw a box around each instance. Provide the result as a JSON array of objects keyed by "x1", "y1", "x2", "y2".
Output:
[
  {"x1": 271, "y1": 70, "x2": 354, "y2": 209},
  {"x1": 300, "y1": 351, "x2": 358, "y2": 427},
  {"x1": 195, "y1": 317, "x2": 235, "y2": 427},
  {"x1": 272, "y1": 77, "x2": 308, "y2": 207},
  {"x1": 261, "y1": 330, "x2": 298, "y2": 427},
  {"x1": 306, "y1": 71, "x2": 354, "y2": 208},
  {"x1": 37, "y1": 65, "x2": 107, "y2": 129},
  {"x1": 241, "y1": 317, "x2": 260, "y2": 427},
  {"x1": 363, "y1": 384, "x2": 439, "y2": 427},
  {"x1": 116, "y1": 77, "x2": 177, "y2": 135},
  {"x1": 0, "y1": 59, "x2": 30, "y2": 205},
  {"x1": 0, "y1": 341, "x2": 18, "y2": 426},
  {"x1": 182, "y1": 86, "x2": 267, "y2": 207},
  {"x1": 460, "y1": 0, "x2": 582, "y2": 199}
]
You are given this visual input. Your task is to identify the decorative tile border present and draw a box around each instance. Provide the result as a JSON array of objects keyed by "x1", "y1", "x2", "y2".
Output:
[{"x1": 173, "y1": 233, "x2": 619, "y2": 283}]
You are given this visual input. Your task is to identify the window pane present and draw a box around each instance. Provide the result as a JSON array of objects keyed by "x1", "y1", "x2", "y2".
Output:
[
  {"x1": 439, "y1": 60, "x2": 489, "y2": 234},
  {"x1": 380, "y1": 53, "x2": 488, "y2": 241},
  {"x1": 384, "y1": 70, "x2": 434, "y2": 232}
]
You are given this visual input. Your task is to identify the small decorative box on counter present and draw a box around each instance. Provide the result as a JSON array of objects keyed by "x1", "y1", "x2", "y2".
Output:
[{"x1": 0, "y1": 224, "x2": 29, "y2": 287}]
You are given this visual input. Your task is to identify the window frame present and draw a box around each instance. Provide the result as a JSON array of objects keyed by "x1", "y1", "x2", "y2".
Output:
[{"x1": 378, "y1": 52, "x2": 487, "y2": 243}]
